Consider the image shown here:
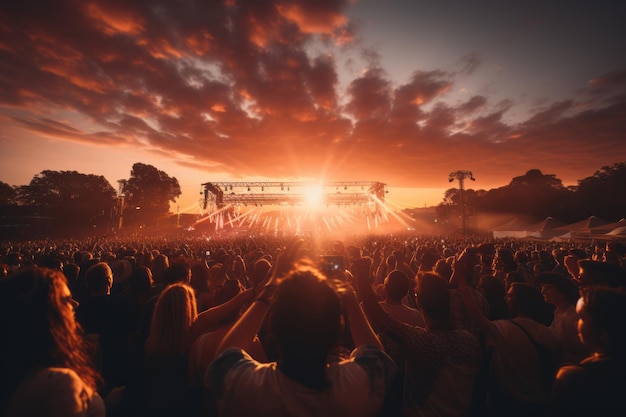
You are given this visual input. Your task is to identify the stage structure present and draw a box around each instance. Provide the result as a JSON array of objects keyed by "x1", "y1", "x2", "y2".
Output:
[{"x1": 201, "y1": 181, "x2": 387, "y2": 212}]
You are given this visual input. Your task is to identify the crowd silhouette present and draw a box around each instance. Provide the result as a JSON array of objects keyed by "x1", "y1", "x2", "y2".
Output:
[{"x1": 1, "y1": 233, "x2": 625, "y2": 416}]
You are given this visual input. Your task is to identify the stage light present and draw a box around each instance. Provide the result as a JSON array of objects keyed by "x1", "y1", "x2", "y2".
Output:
[{"x1": 303, "y1": 185, "x2": 324, "y2": 207}]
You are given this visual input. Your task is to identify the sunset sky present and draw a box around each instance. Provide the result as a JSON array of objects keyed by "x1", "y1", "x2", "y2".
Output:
[{"x1": 1, "y1": 0, "x2": 625, "y2": 213}]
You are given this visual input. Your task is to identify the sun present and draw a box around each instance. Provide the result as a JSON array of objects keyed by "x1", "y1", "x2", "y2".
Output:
[{"x1": 303, "y1": 184, "x2": 324, "y2": 207}]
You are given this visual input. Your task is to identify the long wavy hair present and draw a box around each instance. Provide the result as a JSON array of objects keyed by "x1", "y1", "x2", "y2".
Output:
[
  {"x1": 0, "y1": 267, "x2": 101, "y2": 405},
  {"x1": 145, "y1": 283, "x2": 198, "y2": 357}
]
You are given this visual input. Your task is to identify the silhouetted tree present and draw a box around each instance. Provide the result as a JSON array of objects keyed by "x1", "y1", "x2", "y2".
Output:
[
  {"x1": 479, "y1": 169, "x2": 573, "y2": 220},
  {"x1": 0, "y1": 181, "x2": 17, "y2": 206},
  {"x1": 575, "y1": 162, "x2": 626, "y2": 221},
  {"x1": 120, "y1": 163, "x2": 181, "y2": 227},
  {"x1": 15, "y1": 170, "x2": 117, "y2": 234}
]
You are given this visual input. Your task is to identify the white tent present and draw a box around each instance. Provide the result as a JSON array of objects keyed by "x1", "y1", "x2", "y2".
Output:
[
  {"x1": 492, "y1": 217, "x2": 566, "y2": 239},
  {"x1": 552, "y1": 216, "x2": 611, "y2": 240}
]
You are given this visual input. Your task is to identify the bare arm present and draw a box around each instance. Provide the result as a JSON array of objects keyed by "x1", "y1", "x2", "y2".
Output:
[
  {"x1": 342, "y1": 288, "x2": 383, "y2": 350},
  {"x1": 215, "y1": 240, "x2": 304, "y2": 355},
  {"x1": 353, "y1": 257, "x2": 396, "y2": 333},
  {"x1": 452, "y1": 249, "x2": 499, "y2": 341},
  {"x1": 188, "y1": 288, "x2": 255, "y2": 344}
]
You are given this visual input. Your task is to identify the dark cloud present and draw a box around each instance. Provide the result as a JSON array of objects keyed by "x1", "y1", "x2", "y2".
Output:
[{"x1": 0, "y1": 0, "x2": 625, "y2": 192}]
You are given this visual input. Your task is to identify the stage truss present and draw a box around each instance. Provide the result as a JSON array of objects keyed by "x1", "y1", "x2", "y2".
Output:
[
  {"x1": 201, "y1": 181, "x2": 387, "y2": 211},
  {"x1": 194, "y1": 181, "x2": 407, "y2": 234}
]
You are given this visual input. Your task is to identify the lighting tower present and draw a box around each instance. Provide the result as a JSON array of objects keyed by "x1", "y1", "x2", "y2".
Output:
[{"x1": 448, "y1": 170, "x2": 475, "y2": 234}]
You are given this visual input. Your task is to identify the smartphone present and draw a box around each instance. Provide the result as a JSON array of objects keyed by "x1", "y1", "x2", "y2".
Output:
[{"x1": 319, "y1": 255, "x2": 344, "y2": 275}]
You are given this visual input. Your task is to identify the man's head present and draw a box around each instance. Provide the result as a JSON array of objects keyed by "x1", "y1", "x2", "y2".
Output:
[
  {"x1": 416, "y1": 273, "x2": 450, "y2": 327},
  {"x1": 536, "y1": 272, "x2": 579, "y2": 306},
  {"x1": 577, "y1": 260, "x2": 626, "y2": 290},
  {"x1": 384, "y1": 270, "x2": 410, "y2": 303},
  {"x1": 85, "y1": 262, "x2": 113, "y2": 295},
  {"x1": 576, "y1": 287, "x2": 626, "y2": 356}
]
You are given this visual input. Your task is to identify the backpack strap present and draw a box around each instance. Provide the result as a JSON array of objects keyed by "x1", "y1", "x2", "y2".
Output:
[{"x1": 508, "y1": 319, "x2": 537, "y2": 347}]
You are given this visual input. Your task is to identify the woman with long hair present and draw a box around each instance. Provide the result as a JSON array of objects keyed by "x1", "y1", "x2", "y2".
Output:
[{"x1": 0, "y1": 267, "x2": 104, "y2": 417}]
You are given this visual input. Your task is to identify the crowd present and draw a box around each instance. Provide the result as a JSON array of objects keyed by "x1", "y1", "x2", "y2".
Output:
[{"x1": 0, "y1": 232, "x2": 625, "y2": 416}]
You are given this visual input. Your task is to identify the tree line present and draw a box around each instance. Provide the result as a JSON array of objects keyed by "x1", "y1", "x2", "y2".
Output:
[
  {"x1": 431, "y1": 162, "x2": 626, "y2": 226},
  {"x1": 1, "y1": 161, "x2": 625, "y2": 238},
  {"x1": 0, "y1": 163, "x2": 181, "y2": 237}
]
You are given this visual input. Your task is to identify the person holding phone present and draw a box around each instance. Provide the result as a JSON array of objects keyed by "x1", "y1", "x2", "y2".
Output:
[{"x1": 207, "y1": 240, "x2": 394, "y2": 417}]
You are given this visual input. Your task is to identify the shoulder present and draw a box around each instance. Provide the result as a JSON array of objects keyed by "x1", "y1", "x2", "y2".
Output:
[
  {"x1": 551, "y1": 364, "x2": 589, "y2": 402},
  {"x1": 9, "y1": 367, "x2": 104, "y2": 417},
  {"x1": 351, "y1": 345, "x2": 395, "y2": 378},
  {"x1": 347, "y1": 345, "x2": 395, "y2": 396},
  {"x1": 206, "y1": 348, "x2": 259, "y2": 397}
]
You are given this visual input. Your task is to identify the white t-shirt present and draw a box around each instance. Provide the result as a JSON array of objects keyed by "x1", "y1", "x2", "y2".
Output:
[
  {"x1": 207, "y1": 345, "x2": 395, "y2": 417},
  {"x1": 491, "y1": 318, "x2": 560, "y2": 403},
  {"x1": 8, "y1": 367, "x2": 105, "y2": 417}
]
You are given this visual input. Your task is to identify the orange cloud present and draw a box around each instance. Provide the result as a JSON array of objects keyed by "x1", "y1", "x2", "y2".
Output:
[
  {"x1": 277, "y1": 3, "x2": 347, "y2": 35},
  {"x1": 1, "y1": 0, "x2": 624, "y2": 194},
  {"x1": 83, "y1": 2, "x2": 145, "y2": 36}
]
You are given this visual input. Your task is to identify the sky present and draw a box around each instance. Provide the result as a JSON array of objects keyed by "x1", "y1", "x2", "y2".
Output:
[{"x1": 1, "y1": 0, "x2": 626, "y2": 214}]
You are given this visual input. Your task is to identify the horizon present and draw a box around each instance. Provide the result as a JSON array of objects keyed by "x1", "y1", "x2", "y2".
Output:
[{"x1": 2, "y1": 1, "x2": 626, "y2": 214}]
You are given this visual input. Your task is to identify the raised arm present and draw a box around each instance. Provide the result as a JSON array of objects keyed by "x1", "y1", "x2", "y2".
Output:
[
  {"x1": 342, "y1": 288, "x2": 383, "y2": 350},
  {"x1": 352, "y1": 257, "x2": 409, "y2": 344},
  {"x1": 188, "y1": 287, "x2": 255, "y2": 344},
  {"x1": 215, "y1": 240, "x2": 304, "y2": 355},
  {"x1": 453, "y1": 248, "x2": 499, "y2": 341}
]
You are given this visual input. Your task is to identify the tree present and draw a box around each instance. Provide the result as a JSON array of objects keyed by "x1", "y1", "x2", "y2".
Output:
[
  {"x1": 575, "y1": 162, "x2": 626, "y2": 220},
  {"x1": 120, "y1": 163, "x2": 181, "y2": 226},
  {"x1": 480, "y1": 169, "x2": 573, "y2": 220},
  {"x1": 0, "y1": 181, "x2": 17, "y2": 205},
  {"x1": 15, "y1": 170, "x2": 117, "y2": 234}
]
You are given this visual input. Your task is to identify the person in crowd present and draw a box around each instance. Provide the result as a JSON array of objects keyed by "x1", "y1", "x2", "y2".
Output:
[
  {"x1": 249, "y1": 257, "x2": 272, "y2": 286},
  {"x1": 379, "y1": 269, "x2": 426, "y2": 327},
  {"x1": 575, "y1": 259, "x2": 626, "y2": 289},
  {"x1": 504, "y1": 271, "x2": 525, "y2": 292},
  {"x1": 150, "y1": 254, "x2": 169, "y2": 292},
  {"x1": 372, "y1": 269, "x2": 426, "y2": 416},
  {"x1": 127, "y1": 266, "x2": 154, "y2": 330},
  {"x1": 433, "y1": 257, "x2": 453, "y2": 281},
  {"x1": 141, "y1": 283, "x2": 198, "y2": 416},
  {"x1": 477, "y1": 274, "x2": 511, "y2": 321},
  {"x1": 138, "y1": 258, "x2": 192, "y2": 345},
  {"x1": 190, "y1": 261, "x2": 212, "y2": 312},
  {"x1": 189, "y1": 279, "x2": 266, "y2": 381},
  {"x1": 550, "y1": 288, "x2": 626, "y2": 417},
  {"x1": 455, "y1": 249, "x2": 561, "y2": 417},
  {"x1": 207, "y1": 240, "x2": 394, "y2": 417},
  {"x1": 514, "y1": 250, "x2": 534, "y2": 283},
  {"x1": 356, "y1": 258, "x2": 481, "y2": 417},
  {"x1": 492, "y1": 247, "x2": 518, "y2": 280},
  {"x1": 188, "y1": 279, "x2": 266, "y2": 415},
  {"x1": 76, "y1": 262, "x2": 133, "y2": 395},
  {"x1": 537, "y1": 272, "x2": 590, "y2": 364},
  {"x1": 0, "y1": 267, "x2": 105, "y2": 417}
]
